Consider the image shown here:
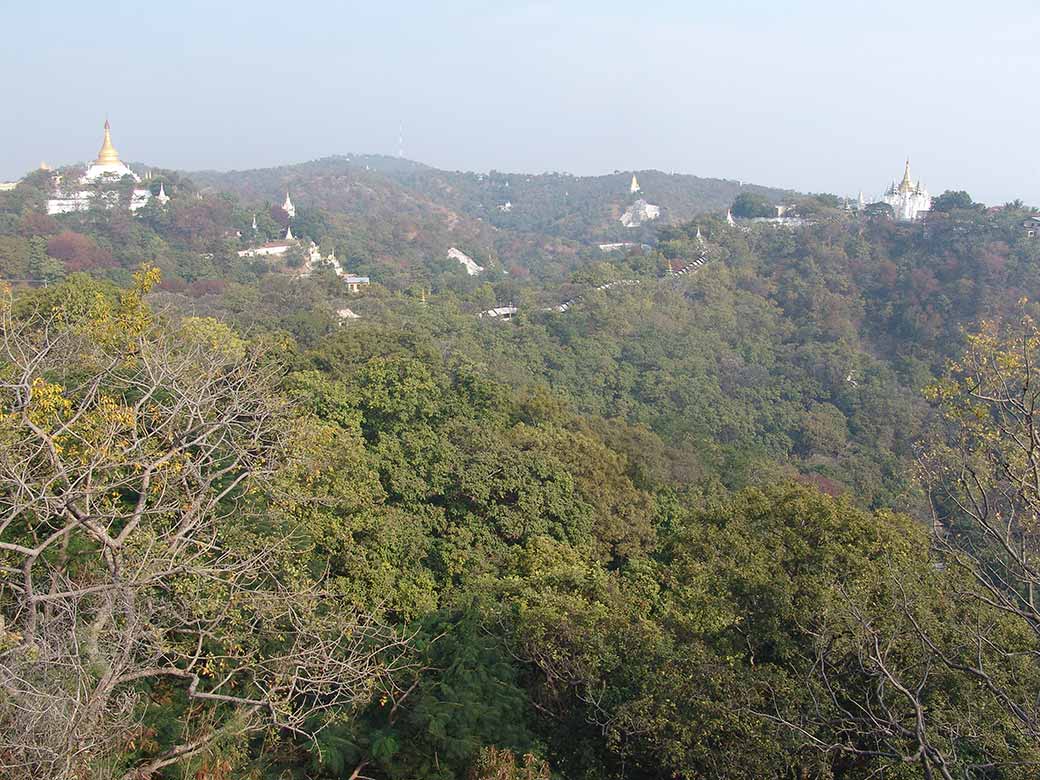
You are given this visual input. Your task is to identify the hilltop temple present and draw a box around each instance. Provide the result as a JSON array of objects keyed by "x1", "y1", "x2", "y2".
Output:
[
  {"x1": 46, "y1": 121, "x2": 154, "y2": 215},
  {"x1": 619, "y1": 172, "x2": 660, "y2": 228},
  {"x1": 881, "y1": 160, "x2": 931, "y2": 221}
]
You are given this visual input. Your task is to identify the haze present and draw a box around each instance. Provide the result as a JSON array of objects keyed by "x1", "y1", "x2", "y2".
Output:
[{"x1": 3, "y1": 0, "x2": 1038, "y2": 205}]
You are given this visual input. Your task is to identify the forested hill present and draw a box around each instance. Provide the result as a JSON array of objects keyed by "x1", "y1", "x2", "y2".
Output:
[
  {"x1": 190, "y1": 155, "x2": 590, "y2": 278},
  {"x1": 6, "y1": 159, "x2": 1040, "y2": 779},
  {"x1": 190, "y1": 154, "x2": 793, "y2": 247},
  {"x1": 363, "y1": 159, "x2": 792, "y2": 241}
]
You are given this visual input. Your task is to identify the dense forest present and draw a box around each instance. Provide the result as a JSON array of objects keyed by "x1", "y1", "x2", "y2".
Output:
[{"x1": 2, "y1": 160, "x2": 1040, "y2": 780}]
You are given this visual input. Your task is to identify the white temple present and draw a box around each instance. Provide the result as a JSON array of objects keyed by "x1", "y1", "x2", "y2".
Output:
[
  {"x1": 881, "y1": 160, "x2": 931, "y2": 221},
  {"x1": 46, "y1": 121, "x2": 153, "y2": 215},
  {"x1": 630, "y1": 174, "x2": 641, "y2": 194},
  {"x1": 447, "y1": 247, "x2": 485, "y2": 275},
  {"x1": 282, "y1": 191, "x2": 296, "y2": 218}
]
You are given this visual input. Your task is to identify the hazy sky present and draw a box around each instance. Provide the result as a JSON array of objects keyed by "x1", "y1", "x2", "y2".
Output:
[{"x1": 3, "y1": 1, "x2": 1039, "y2": 204}]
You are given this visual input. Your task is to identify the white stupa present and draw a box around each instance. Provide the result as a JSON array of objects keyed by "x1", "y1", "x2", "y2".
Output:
[
  {"x1": 47, "y1": 120, "x2": 152, "y2": 214},
  {"x1": 82, "y1": 120, "x2": 138, "y2": 182}
]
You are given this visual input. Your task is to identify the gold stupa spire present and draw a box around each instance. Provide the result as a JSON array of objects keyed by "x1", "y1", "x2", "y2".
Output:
[
  {"x1": 95, "y1": 119, "x2": 121, "y2": 166},
  {"x1": 899, "y1": 158, "x2": 913, "y2": 193}
]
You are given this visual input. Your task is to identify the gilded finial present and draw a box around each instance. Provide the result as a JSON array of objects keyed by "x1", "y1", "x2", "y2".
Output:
[
  {"x1": 899, "y1": 158, "x2": 915, "y2": 193},
  {"x1": 95, "y1": 119, "x2": 121, "y2": 166}
]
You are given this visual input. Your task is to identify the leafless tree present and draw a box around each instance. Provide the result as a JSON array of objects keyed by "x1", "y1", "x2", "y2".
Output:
[
  {"x1": 0, "y1": 291, "x2": 409, "y2": 779},
  {"x1": 759, "y1": 318, "x2": 1040, "y2": 778},
  {"x1": 917, "y1": 320, "x2": 1040, "y2": 735}
]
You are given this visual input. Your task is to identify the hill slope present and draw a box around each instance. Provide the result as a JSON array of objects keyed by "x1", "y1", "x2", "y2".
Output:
[{"x1": 188, "y1": 155, "x2": 793, "y2": 277}]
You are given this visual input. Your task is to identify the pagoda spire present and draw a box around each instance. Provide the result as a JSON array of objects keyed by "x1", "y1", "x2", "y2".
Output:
[
  {"x1": 285, "y1": 224, "x2": 294, "y2": 241},
  {"x1": 95, "y1": 119, "x2": 121, "y2": 166},
  {"x1": 899, "y1": 158, "x2": 914, "y2": 193}
]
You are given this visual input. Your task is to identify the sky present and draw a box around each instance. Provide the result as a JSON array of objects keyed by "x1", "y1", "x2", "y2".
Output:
[{"x1": 2, "y1": 0, "x2": 1039, "y2": 205}]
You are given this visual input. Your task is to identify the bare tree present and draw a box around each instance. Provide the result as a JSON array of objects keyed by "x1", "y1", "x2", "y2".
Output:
[
  {"x1": 917, "y1": 318, "x2": 1040, "y2": 736},
  {"x1": 759, "y1": 316, "x2": 1040, "y2": 778},
  {"x1": 758, "y1": 588, "x2": 992, "y2": 780},
  {"x1": 0, "y1": 280, "x2": 408, "y2": 779}
]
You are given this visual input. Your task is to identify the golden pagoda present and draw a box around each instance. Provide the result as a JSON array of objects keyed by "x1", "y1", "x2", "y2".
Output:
[
  {"x1": 898, "y1": 159, "x2": 914, "y2": 193},
  {"x1": 95, "y1": 119, "x2": 121, "y2": 166},
  {"x1": 46, "y1": 118, "x2": 152, "y2": 214}
]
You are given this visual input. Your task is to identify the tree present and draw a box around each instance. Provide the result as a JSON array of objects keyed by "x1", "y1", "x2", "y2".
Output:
[
  {"x1": 915, "y1": 316, "x2": 1040, "y2": 742},
  {"x1": 863, "y1": 201, "x2": 894, "y2": 219},
  {"x1": 931, "y1": 190, "x2": 975, "y2": 213},
  {"x1": 468, "y1": 747, "x2": 550, "y2": 780},
  {"x1": 731, "y1": 192, "x2": 773, "y2": 219},
  {"x1": 0, "y1": 271, "x2": 408, "y2": 780},
  {"x1": 45, "y1": 231, "x2": 115, "y2": 273},
  {"x1": 774, "y1": 315, "x2": 1040, "y2": 779}
]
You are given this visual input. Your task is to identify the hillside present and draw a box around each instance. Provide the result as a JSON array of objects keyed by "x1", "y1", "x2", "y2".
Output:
[
  {"x1": 5, "y1": 155, "x2": 1040, "y2": 780},
  {"x1": 189, "y1": 155, "x2": 793, "y2": 277},
  {"x1": 375, "y1": 160, "x2": 792, "y2": 240}
]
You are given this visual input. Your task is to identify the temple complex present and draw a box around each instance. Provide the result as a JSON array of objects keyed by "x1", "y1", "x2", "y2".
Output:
[
  {"x1": 46, "y1": 121, "x2": 154, "y2": 215},
  {"x1": 881, "y1": 160, "x2": 931, "y2": 221},
  {"x1": 619, "y1": 199, "x2": 660, "y2": 227}
]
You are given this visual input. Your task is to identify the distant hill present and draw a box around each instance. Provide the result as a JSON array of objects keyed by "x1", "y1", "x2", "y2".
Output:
[
  {"x1": 189, "y1": 156, "x2": 586, "y2": 281},
  {"x1": 373, "y1": 162, "x2": 792, "y2": 241},
  {"x1": 188, "y1": 155, "x2": 794, "y2": 277}
]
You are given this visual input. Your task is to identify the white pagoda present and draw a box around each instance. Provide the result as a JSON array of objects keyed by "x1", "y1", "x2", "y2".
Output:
[
  {"x1": 46, "y1": 120, "x2": 153, "y2": 215},
  {"x1": 881, "y1": 160, "x2": 931, "y2": 221}
]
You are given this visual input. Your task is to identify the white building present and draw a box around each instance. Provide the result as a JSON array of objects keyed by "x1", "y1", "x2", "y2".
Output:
[
  {"x1": 447, "y1": 247, "x2": 484, "y2": 275},
  {"x1": 238, "y1": 227, "x2": 295, "y2": 258},
  {"x1": 46, "y1": 121, "x2": 153, "y2": 215},
  {"x1": 598, "y1": 242, "x2": 643, "y2": 253},
  {"x1": 282, "y1": 191, "x2": 296, "y2": 218},
  {"x1": 479, "y1": 305, "x2": 518, "y2": 321},
  {"x1": 881, "y1": 160, "x2": 931, "y2": 221},
  {"x1": 244, "y1": 233, "x2": 372, "y2": 292},
  {"x1": 619, "y1": 199, "x2": 660, "y2": 228}
]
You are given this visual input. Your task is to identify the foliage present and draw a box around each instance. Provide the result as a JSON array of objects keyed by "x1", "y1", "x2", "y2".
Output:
[
  {"x1": 4, "y1": 156, "x2": 1040, "y2": 779},
  {"x1": 731, "y1": 191, "x2": 775, "y2": 218}
]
